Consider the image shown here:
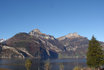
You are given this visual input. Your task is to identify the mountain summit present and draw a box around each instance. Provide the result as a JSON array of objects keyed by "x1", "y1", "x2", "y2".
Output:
[
  {"x1": 65, "y1": 32, "x2": 81, "y2": 38},
  {"x1": 29, "y1": 29, "x2": 55, "y2": 40},
  {"x1": 58, "y1": 32, "x2": 83, "y2": 41},
  {"x1": 29, "y1": 29, "x2": 41, "y2": 35}
]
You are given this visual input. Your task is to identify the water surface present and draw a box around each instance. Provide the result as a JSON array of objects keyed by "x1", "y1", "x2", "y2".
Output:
[{"x1": 0, "y1": 58, "x2": 86, "y2": 70}]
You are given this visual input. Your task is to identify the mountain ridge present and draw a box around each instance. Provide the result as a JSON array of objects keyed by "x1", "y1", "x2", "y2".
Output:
[{"x1": 0, "y1": 29, "x2": 104, "y2": 59}]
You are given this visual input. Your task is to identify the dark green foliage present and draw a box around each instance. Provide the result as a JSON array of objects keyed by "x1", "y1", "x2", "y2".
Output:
[{"x1": 87, "y1": 36, "x2": 104, "y2": 68}]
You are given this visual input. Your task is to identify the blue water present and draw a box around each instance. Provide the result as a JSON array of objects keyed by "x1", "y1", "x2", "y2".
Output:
[{"x1": 0, "y1": 58, "x2": 86, "y2": 70}]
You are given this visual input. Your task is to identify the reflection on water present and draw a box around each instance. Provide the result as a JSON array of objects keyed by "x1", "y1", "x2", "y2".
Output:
[
  {"x1": 44, "y1": 61, "x2": 51, "y2": 70},
  {"x1": 59, "y1": 63, "x2": 64, "y2": 70},
  {"x1": 0, "y1": 58, "x2": 86, "y2": 70}
]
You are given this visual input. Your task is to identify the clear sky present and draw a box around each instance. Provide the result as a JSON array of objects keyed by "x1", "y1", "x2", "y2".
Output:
[{"x1": 0, "y1": 0, "x2": 104, "y2": 41}]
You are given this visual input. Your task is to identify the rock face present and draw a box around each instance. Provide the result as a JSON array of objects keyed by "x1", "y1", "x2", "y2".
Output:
[
  {"x1": 4, "y1": 32, "x2": 58, "y2": 59},
  {"x1": 58, "y1": 32, "x2": 83, "y2": 40},
  {"x1": 0, "y1": 46, "x2": 25, "y2": 59},
  {"x1": 57, "y1": 33, "x2": 89, "y2": 58},
  {"x1": 29, "y1": 29, "x2": 65, "y2": 52}
]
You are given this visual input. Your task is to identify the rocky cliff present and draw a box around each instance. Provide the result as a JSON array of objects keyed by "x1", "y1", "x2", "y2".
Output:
[
  {"x1": 2, "y1": 32, "x2": 58, "y2": 59},
  {"x1": 29, "y1": 29, "x2": 65, "y2": 52},
  {"x1": 58, "y1": 33, "x2": 89, "y2": 58}
]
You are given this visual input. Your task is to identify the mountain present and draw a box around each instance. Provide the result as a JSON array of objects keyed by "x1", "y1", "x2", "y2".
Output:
[
  {"x1": 29, "y1": 29, "x2": 65, "y2": 52},
  {"x1": 57, "y1": 32, "x2": 104, "y2": 58},
  {"x1": 57, "y1": 33, "x2": 89, "y2": 58},
  {"x1": 0, "y1": 29, "x2": 104, "y2": 59},
  {"x1": 0, "y1": 29, "x2": 65, "y2": 59}
]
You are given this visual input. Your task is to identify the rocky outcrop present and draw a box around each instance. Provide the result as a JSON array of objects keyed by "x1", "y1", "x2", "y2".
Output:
[
  {"x1": 29, "y1": 29, "x2": 56, "y2": 40},
  {"x1": 0, "y1": 46, "x2": 25, "y2": 59},
  {"x1": 58, "y1": 32, "x2": 84, "y2": 41}
]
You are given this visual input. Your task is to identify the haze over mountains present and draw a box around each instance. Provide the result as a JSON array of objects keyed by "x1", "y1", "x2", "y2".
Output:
[{"x1": 0, "y1": 29, "x2": 104, "y2": 59}]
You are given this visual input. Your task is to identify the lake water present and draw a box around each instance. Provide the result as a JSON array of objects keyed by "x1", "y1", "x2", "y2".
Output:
[{"x1": 0, "y1": 58, "x2": 86, "y2": 70}]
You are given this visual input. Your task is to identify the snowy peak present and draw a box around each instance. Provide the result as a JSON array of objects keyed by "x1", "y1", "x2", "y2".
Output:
[{"x1": 0, "y1": 39, "x2": 5, "y2": 43}]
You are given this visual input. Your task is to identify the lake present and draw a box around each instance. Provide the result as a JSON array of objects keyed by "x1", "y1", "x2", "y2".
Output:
[{"x1": 0, "y1": 58, "x2": 86, "y2": 70}]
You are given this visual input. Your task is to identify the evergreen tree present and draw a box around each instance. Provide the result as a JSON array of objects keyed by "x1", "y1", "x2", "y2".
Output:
[{"x1": 87, "y1": 36, "x2": 104, "y2": 69}]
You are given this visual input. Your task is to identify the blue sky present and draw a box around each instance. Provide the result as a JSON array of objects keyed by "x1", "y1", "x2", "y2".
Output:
[{"x1": 0, "y1": 0, "x2": 104, "y2": 41}]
